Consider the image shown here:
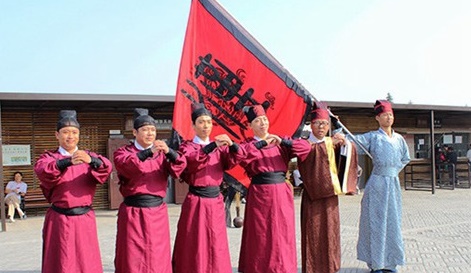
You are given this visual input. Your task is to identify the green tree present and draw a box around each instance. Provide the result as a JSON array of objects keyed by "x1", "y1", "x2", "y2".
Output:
[{"x1": 386, "y1": 92, "x2": 393, "y2": 102}]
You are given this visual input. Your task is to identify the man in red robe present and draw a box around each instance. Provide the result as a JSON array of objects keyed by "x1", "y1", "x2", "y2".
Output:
[
  {"x1": 297, "y1": 102, "x2": 358, "y2": 273},
  {"x1": 34, "y1": 110, "x2": 113, "y2": 273},
  {"x1": 113, "y1": 108, "x2": 186, "y2": 273},
  {"x1": 238, "y1": 105, "x2": 311, "y2": 273},
  {"x1": 172, "y1": 104, "x2": 245, "y2": 273}
]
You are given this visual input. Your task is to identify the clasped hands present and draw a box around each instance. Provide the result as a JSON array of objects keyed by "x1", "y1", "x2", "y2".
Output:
[
  {"x1": 265, "y1": 134, "x2": 282, "y2": 145},
  {"x1": 151, "y1": 140, "x2": 170, "y2": 154},
  {"x1": 70, "y1": 150, "x2": 92, "y2": 165},
  {"x1": 214, "y1": 134, "x2": 233, "y2": 147}
]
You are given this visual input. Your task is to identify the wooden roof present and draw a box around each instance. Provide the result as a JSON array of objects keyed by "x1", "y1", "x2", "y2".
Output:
[
  {"x1": 0, "y1": 92, "x2": 174, "y2": 113},
  {"x1": 2, "y1": 92, "x2": 471, "y2": 125}
]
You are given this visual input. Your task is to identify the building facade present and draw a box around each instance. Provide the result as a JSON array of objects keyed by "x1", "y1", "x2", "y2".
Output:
[{"x1": 2, "y1": 93, "x2": 471, "y2": 211}]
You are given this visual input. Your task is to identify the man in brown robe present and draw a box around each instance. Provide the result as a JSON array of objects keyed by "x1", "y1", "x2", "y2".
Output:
[{"x1": 297, "y1": 102, "x2": 358, "y2": 273}]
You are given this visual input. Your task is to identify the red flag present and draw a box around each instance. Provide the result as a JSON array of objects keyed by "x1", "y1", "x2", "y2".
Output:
[{"x1": 173, "y1": 0, "x2": 312, "y2": 187}]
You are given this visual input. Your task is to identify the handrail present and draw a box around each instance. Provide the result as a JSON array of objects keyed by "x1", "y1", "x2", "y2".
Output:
[{"x1": 404, "y1": 160, "x2": 470, "y2": 191}]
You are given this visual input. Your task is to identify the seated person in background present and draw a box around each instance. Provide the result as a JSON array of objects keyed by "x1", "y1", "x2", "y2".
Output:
[{"x1": 4, "y1": 171, "x2": 28, "y2": 222}]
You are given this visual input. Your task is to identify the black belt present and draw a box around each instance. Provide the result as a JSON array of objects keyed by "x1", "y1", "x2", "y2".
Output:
[
  {"x1": 188, "y1": 186, "x2": 220, "y2": 198},
  {"x1": 251, "y1": 171, "x2": 286, "y2": 185},
  {"x1": 51, "y1": 204, "x2": 92, "y2": 216},
  {"x1": 124, "y1": 194, "x2": 163, "y2": 207}
]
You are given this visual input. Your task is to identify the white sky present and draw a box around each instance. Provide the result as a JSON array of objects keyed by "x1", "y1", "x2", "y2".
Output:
[{"x1": 1, "y1": 0, "x2": 470, "y2": 106}]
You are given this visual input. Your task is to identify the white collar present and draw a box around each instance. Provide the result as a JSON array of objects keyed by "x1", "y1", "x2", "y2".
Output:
[
  {"x1": 308, "y1": 132, "x2": 325, "y2": 143},
  {"x1": 58, "y1": 146, "x2": 78, "y2": 156},
  {"x1": 254, "y1": 133, "x2": 269, "y2": 141},
  {"x1": 378, "y1": 127, "x2": 395, "y2": 138},
  {"x1": 193, "y1": 136, "x2": 210, "y2": 145},
  {"x1": 134, "y1": 141, "x2": 152, "y2": 151}
]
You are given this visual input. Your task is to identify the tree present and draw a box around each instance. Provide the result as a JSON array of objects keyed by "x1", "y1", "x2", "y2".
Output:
[{"x1": 386, "y1": 92, "x2": 393, "y2": 102}]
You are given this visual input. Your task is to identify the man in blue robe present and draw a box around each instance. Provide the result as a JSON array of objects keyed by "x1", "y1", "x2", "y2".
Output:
[{"x1": 354, "y1": 100, "x2": 411, "y2": 273}]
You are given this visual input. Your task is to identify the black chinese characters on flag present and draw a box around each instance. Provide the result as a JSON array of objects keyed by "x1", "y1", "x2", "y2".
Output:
[{"x1": 173, "y1": 0, "x2": 312, "y2": 187}]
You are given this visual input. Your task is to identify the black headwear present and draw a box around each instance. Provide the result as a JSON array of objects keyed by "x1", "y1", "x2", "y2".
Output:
[
  {"x1": 133, "y1": 108, "x2": 156, "y2": 130},
  {"x1": 243, "y1": 104, "x2": 269, "y2": 123},
  {"x1": 191, "y1": 103, "x2": 212, "y2": 123},
  {"x1": 57, "y1": 110, "x2": 80, "y2": 131}
]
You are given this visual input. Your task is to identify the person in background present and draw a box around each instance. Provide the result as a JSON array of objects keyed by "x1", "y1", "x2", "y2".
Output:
[
  {"x1": 355, "y1": 100, "x2": 410, "y2": 273},
  {"x1": 292, "y1": 168, "x2": 303, "y2": 187},
  {"x1": 237, "y1": 104, "x2": 311, "y2": 273},
  {"x1": 34, "y1": 110, "x2": 112, "y2": 273},
  {"x1": 221, "y1": 174, "x2": 247, "y2": 227},
  {"x1": 446, "y1": 146, "x2": 458, "y2": 184},
  {"x1": 296, "y1": 102, "x2": 358, "y2": 273},
  {"x1": 113, "y1": 108, "x2": 186, "y2": 273},
  {"x1": 435, "y1": 146, "x2": 446, "y2": 183},
  {"x1": 466, "y1": 144, "x2": 471, "y2": 163},
  {"x1": 4, "y1": 171, "x2": 28, "y2": 222},
  {"x1": 221, "y1": 180, "x2": 235, "y2": 227},
  {"x1": 172, "y1": 104, "x2": 245, "y2": 273},
  {"x1": 443, "y1": 145, "x2": 450, "y2": 172}
]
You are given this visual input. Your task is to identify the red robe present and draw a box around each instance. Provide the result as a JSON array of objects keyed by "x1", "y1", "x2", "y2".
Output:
[
  {"x1": 238, "y1": 138, "x2": 311, "y2": 273},
  {"x1": 113, "y1": 144, "x2": 186, "y2": 273},
  {"x1": 172, "y1": 141, "x2": 245, "y2": 273},
  {"x1": 297, "y1": 138, "x2": 358, "y2": 273},
  {"x1": 34, "y1": 149, "x2": 112, "y2": 273}
]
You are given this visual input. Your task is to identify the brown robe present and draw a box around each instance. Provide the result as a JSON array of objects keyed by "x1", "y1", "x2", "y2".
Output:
[{"x1": 297, "y1": 138, "x2": 358, "y2": 273}]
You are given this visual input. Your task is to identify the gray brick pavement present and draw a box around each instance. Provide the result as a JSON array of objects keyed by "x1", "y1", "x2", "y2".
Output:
[{"x1": 1, "y1": 188, "x2": 470, "y2": 272}]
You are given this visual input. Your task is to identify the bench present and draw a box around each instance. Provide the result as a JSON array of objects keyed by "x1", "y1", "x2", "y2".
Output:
[{"x1": 23, "y1": 188, "x2": 50, "y2": 212}]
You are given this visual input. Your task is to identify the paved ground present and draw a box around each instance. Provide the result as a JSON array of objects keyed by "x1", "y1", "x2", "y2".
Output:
[{"x1": 1, "y1": 187, "x2": 471, "y2": 273}]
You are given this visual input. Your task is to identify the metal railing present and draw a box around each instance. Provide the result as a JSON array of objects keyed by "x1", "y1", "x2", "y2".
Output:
[{"x1": 404, "y1": 160, "x2": 470, "y2": 191}]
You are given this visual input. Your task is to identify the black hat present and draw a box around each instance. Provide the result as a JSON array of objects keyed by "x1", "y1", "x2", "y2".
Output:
[
  {"x1": 243, "y1": 104, "x2": 268, "y2": 123},
  {"x1": 133, "y1": 108, "x2": 156, "y2": 130},
  {"x1": 57, "y1": 110, "x2": 80, "y2": 131},
  {"x1": 191, "y1": 103, "x2": 212, "y2": 123}
]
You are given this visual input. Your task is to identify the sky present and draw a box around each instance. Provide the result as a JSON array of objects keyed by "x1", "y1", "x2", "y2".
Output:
[{"x1": 1, "y1": 0, "x2": 470, "y2": 106}]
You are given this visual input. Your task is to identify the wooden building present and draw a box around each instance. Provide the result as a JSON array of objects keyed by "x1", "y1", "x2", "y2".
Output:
[
  {"x1": 327, "y1": 101, "x2": 471, "y2": 191},
  {"x1": 1, "y1": 93, "x2": 471, "y2": 213},
  {"x1": 0, "y1": 93, "x2": 174, "y2": 213},
  {"x1": 328, "y1": 101, "x2": 471, "y2": 158}
]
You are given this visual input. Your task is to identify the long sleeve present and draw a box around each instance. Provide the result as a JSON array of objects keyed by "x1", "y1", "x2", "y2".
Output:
[
  {"x1": 114, "y1": 146, "x2": 154, "y2": 177},
  {"x1": 220, "y1": 143, "x2": 246, "y2": 170},
  {"x1": 348, "y1": 132, "x2": 373, "y2": 156},
  {"x1": 163, "y1": 149, "x2": 187, "y2": 179},
  {"x1": 179, "y1": 141, "x2": 212, "y2": 174},
  {"x1": 35, "y1": 150, "x2": 112, "y2": 207},
  {"x1": 34, "y1": 151, "x2": 66, "y2": 195},
  {"x1": 89, "y1": 152, "x2": 113, "y2": 184},
  {"x1": 400, "y1": 136, "x2": 411, "y2": 170},
  {"x1": 288, "y1": 138, "x2": 312, "y2": 162},
  {"x1": 114, "y1": 144, "x2": 185, "y2": 197}
]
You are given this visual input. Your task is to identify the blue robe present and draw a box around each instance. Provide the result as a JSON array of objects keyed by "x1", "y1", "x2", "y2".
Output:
[{"x1": 354, "y1": 128, "x2": 410, "y2": 270}]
